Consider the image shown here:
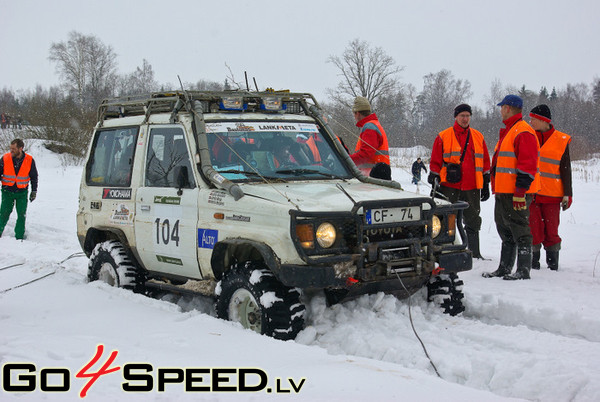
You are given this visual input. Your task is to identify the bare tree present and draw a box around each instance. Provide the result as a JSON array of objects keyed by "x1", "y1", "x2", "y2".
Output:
[
  {"x1": 49, "y1": 31, "x2": 117, "y2": 111},
  {"x1": 118, "y1": 59, "x2": 159, "y2": 96},
  {"x1": 327, "y1": 39, "x2": 403, "y2": 108},
  {"x1": 415, "y1": 69, "x2": 472, "y2": 145}
]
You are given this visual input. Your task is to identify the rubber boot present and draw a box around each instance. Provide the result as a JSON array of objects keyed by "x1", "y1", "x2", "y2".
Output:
[
  {"x1": 482, "y1": 243, "x2": 516, "y2": 278},
  {"x1": 503, "y1": 246, "x2": 531, "y2": 280},
  {"x1": 532, "y1": 244, "x2": 541, "y2": 270},
  {"x1": 547, "y1": 250, "x2": 559, "y2": 271},
  {"x1": 466, "y1": 229, "x2": 484, "y2": 259}
]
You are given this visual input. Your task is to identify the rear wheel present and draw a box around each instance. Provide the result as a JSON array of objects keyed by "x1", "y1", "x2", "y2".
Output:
[
  {"x1": 427, "y1": 273, "x2": 465, "y2": 316},
  {"x1": 88, "y1": 240, "x2": 144, "y2": 292},
  {"x1": 216, "y1": 261, "x2": 305, "y2": 340}
]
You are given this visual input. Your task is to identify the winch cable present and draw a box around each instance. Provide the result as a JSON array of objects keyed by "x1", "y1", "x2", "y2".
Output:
[
  {"x1": 0, "y1": 271, "x2": 56, "y2": 294},
  {"x1": 0, "y1": 252, "x2": 87, "y2": 294},
  {"x1": 394, "y1": 271, "x2": 442, "y2": 379},
  {"x1": 0, "y1": 262, "x2": 25, "y2": 271}
]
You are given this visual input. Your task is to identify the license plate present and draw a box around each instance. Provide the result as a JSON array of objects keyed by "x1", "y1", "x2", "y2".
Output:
[{"x1": 365, "y1": 206, "x2": 420, "y2": 225}]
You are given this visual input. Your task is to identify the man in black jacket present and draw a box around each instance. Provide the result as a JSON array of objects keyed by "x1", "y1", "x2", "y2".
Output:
[{"x1": 411, "y1": 157, "x2": 427, "y2": 184}]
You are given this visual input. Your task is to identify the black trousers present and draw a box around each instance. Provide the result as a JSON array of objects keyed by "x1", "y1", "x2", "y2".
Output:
[
  {"x1": 438, "y1": 186, "x2": 481, "y2": 232},
  {"x1": 494, "y1": 193, "x2": 533, "y2": 248}
]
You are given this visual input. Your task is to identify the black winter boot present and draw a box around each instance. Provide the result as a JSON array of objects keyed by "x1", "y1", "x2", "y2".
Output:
[
  {"x1": 504, "y1": 246, "x2": 532, "y2": 280},
  {"x1": 466, "y1": 229, "x2": 484, "y2": 259},
  {"x1": 532, "y1": 245, "x2": 541, "y2": 270},
  {"x1": 547, "y1": 250, "x2": 559, "y2": 271},
  {"x1": 482, "y1": 243, "x2": 516, "y2": 278}
]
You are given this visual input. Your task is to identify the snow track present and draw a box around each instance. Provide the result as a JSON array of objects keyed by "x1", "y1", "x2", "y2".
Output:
[
  {"x1": 293, "y1": 263, "x2": 600, "y2": 401},
  {"x1": 2, "y1": 144, "x2": 599, "y2": 401}
]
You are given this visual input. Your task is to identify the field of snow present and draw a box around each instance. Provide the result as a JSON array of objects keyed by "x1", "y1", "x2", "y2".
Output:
[{"x1": 1, "y1": 139, "x2": 599, "y2": 401}]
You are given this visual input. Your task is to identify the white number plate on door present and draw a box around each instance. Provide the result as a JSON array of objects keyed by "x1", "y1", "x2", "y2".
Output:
[{"x1": 365, "y1": 206, "x2": 420, "y2": 225}]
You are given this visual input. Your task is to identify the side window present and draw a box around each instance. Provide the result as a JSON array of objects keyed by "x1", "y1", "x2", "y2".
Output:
[
  {"x1": 145, "y1": 127, "x2": 195, "y2": 188},
  {"x1": 86, "y1": 127, "x2": 138, "y2": 186}
]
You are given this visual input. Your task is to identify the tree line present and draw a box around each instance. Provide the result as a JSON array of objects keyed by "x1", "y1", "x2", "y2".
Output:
[
  {"x1": 0, "y1": 34, "x2": 599, "y2": 160},
  {"x1": 324, "y1": 39, "x2": 600, "y2": 161}
]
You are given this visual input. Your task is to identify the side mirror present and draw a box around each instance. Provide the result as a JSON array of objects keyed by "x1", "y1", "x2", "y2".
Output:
[{"x1": 174, "y1": 166, "x2": 190, "y2": 195}]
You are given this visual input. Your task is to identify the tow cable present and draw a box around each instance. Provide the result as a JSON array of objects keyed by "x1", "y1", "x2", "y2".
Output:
[
  {"x1": 0, "y1": 262, "x2": 25, "y2": 271},
  {"x1": 0, "y1": 252, "x2": 86, "y2": 294},
  {"x1": 394, "y1": 271, "x2": 442, "y2": 379}
]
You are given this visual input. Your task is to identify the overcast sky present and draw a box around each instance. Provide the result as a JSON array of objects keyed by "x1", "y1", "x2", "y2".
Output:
[{"x1": 2, "y1": 0, "x2": 599, "y2": 108}]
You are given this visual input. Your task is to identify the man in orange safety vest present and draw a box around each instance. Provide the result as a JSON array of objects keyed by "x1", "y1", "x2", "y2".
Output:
[
  {"x1": 528, "y1": 104, "x2": 572, "y2": 271},
  {"x1": 0, "y1": 138, "x2": 38, "y2": 240}
]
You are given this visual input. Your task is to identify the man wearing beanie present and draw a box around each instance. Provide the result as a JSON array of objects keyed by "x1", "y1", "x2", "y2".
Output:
[
  {"x1": 428, "y1": 103, "x2": 491, "y2": 259},
  {"x1": 528, "y1": 104, "x2": 572, "y2": 271},
  {"x1": 483, "y1": 95, "x2": 540, "y2": 280},
  {"x1": 349, "y1": 96, "x2": 390, "y2": 176}
]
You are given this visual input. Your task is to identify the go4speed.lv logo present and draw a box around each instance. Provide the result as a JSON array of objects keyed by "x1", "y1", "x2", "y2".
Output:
[{"x1": 2, "y1": 345, "x2": 306, "y2": 397}]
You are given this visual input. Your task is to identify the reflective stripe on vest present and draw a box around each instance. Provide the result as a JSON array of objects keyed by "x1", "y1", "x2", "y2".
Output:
[
  {"x1": 354, "y1": 119, "x2": 390, "y2": 174},
  {"x1": 1, "y1": 152, "x2": 32, "y2": 188},
  {"x1": 538, "y1": 130, "x2": 571, "y2": 197},
  {"x1": 493, "y1": 121, "x2": 540, "y2": 194},
  {"x1": 437, "y1": 127, "x2": 486, "y2": 188}
]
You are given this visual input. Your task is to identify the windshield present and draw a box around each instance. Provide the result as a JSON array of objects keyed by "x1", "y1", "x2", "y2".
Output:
[{"x1": 205, "y1": 121, "x2": 352, "y2": 181}]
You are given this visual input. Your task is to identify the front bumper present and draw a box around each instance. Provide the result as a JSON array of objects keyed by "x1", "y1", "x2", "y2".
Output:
[{"x1": 278, "y1": 249, "x2": 472, "y2": 289}]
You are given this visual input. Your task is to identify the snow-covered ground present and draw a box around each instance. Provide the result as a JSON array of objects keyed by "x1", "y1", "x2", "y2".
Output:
[{"x1": 1, "y1": 140, "x2": 599, "y2": 401}]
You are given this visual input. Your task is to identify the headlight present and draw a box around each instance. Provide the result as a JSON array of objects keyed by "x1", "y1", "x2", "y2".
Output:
[
  {"x1": 316, "y1": 222, "x2": 336, "y2": 248},
  {"x1": 431, "y1": 215, "x2": 441, "y2": 238}
]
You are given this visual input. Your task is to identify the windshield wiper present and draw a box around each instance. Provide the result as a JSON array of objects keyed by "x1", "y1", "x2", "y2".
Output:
[
  {"x1": 216, "y1": 169, "x2": 287, "y2": 182},
  {"x1": 275, "y1": 168, "x2": 346, "y2": 180}
]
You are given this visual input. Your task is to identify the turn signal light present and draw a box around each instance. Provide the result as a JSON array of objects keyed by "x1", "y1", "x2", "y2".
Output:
[{"x1": 296, "y1": 224, "x2": 314, "y2": 249}]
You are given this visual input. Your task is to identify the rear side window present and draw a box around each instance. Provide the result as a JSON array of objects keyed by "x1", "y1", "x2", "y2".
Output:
[
  {"x1": 145, "y1": 126, "x2": 195, "y2": 188},
  {"x1": 86, "y1": 127, "x2": 138, "y2": 186}
]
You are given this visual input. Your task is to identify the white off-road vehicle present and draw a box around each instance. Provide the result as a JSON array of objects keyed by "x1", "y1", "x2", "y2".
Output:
[{"x1": 77, "y1": 91, "x2": 471, "y2": 340}]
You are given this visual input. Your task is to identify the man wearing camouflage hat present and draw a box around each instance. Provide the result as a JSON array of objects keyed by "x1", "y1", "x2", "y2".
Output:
[{"x1": 349, "y1": 96, "x2": 390, "y2": 176}]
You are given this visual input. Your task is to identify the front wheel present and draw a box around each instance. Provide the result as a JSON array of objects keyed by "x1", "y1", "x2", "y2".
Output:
[
  {"x1": 215, "y1": 261, "x2": 305, "y2": 340},
  {"x1": 88, "y1": 240, "x2": 144, "y2": 292},
  {"x1": 427, "y1": 273, "x2": 465, "y2": 316}
]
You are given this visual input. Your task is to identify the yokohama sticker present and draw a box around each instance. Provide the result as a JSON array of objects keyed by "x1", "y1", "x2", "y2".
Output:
[{"x1": 103, "y1": 188, "x2": 132, "y2": 200}]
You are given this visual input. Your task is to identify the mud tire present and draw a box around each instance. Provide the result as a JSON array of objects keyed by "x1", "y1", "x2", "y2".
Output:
[
  {"x1": 88, "y1": 240, "x2": 145, "y2": 292},
  {"x1": 427, "y1": 273, "x2": 465, "y2": 316},
  {"x1": 216, "y1": 261, "x2": 305, "y2": 340}
]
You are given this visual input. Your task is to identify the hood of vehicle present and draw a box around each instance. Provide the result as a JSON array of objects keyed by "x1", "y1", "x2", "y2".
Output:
[{"x1": 239, "y1": 179, "x2": 424, "y2": 211}]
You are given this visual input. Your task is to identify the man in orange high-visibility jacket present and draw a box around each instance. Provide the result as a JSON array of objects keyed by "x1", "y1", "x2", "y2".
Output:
[
  {"x1": 349, "y1": 96, "x2": 390, "y2": 176},
  {"x1": 483, "y1": 95, "x2": 540, "y2": 280},
  {"x1": 528, "y1": 104, "x2": 572, "y2": 271},
  {"x1": 428, "y1": 104, "x2": 491, "y2": 259},
  {"x1": 0, "y1": 139, "x2": 38, "y2": 240}
]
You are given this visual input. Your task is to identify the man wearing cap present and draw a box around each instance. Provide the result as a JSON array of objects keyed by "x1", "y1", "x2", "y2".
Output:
[
  {"x1": 428, "y1": 104, "x2": 491, "y2": 259},
  {"x1": 528, "y1": 104, "x2": 572, "y2": 271},
  {"x1": 349, "y1": 96, "x2": 390, "y2": 176},
  {"x1": 483, "y1": 95, "x2": 540, "y2": 280},
  {"x1": 0, "y1": 138, "x2": 38, "y2": 240}
]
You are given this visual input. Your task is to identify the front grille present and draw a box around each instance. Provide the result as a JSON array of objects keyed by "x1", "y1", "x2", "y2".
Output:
[{"x1": 360, "y1": 225, "x2": 425, "y2": 244}]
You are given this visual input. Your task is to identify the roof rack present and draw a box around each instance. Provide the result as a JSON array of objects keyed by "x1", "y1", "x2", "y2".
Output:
[{"x1": 97, "y1": 90, "x2": 321, "y2": 125}]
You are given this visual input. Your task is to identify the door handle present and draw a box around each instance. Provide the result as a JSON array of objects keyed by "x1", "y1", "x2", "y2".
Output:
[{"x1": 140, "y1": 205, "x2": 151, "y2": 211}]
